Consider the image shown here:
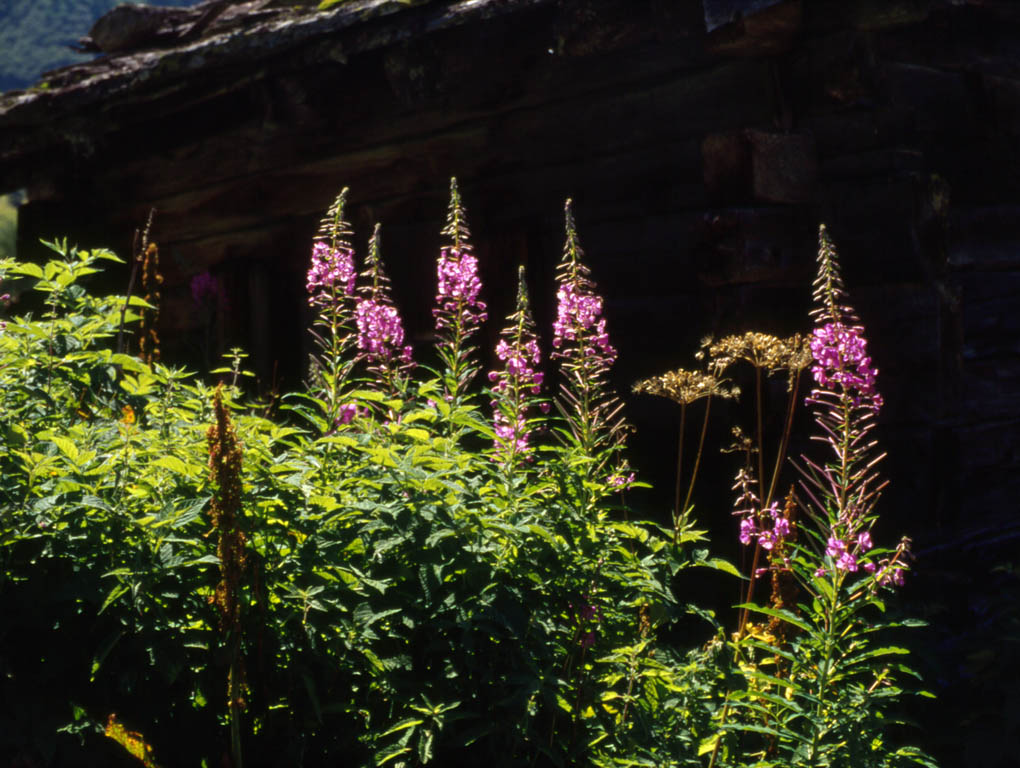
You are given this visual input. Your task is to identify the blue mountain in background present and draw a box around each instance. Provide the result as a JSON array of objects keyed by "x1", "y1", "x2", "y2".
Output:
[{"x1": 0, "y1": 0, "x2": 204, "y2": 92}]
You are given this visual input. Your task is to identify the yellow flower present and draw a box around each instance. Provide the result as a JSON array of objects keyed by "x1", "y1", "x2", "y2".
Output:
[{"x1": 121, "y1": 405, "x2": 135, "y2": 425}]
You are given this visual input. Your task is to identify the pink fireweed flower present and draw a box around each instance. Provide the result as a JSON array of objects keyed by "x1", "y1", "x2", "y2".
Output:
[
  {"x1": 493, "y1": 414, "x2": 530, "y2": 454},
  {"x1": 809, "y1": 321, "x2": 883, "y2": 410},
  {"x1": 353, "y1": 224, "x2": 415, "y2": 384},
  {"x1": 739, "y1": 517, "x2": 757, "y2": 546},
  {"x1": 878, "y1": 564, "x2": 905, "y2": 587},
  {"x1": 551, "y1": 200, "x2": 630, "y2": 487},
  {"x1": 826, "y1": 536, "x2": 845, "y2": 559},
  {"x1": 826, "y1": 536, "x2": 858, "y2": 572},
  {"x1": 858, "y1": 530, "x2": 873, "y2": 552},
  {"x1": 334, "y1": 403, "x2": 364, "y2": 426},
  {"x1": 190, "y1": 270, "x2": 224, "y2": 309},
  {"x1": 573, "y1": 596, "x2": 602, "y2": 651},
  {"x1": 434, "y1": 247, "x2": 487, "y2": 330},
  {"x1": 608, "y1": 471, "x2": 635, "y2": 488},
  {"x1": 355, "y1": 298, "x2": 413, "y2": 364},
  {"x1": 838, "y1": 551, "x2": 859, "y2": 572},
  {"x1": 551, "y1": 283, "x2": 617, "y2": 364},
  {"x1": 738, "y1": 502, "x2": 791, "y2": 551},
  {"x1": 490, "y1": 267, "x2": 544, "y2": 462},
  {"x1": 435, "y1": 181, "x2": 489, "y2": 404},
  {"x1": 306, "y1": 242, "x2": 357, "y2": 305}
]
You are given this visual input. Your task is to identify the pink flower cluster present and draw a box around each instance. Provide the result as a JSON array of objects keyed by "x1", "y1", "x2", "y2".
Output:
[
  {"x1": 492, "y1": 338, "x2": 543, "y2": 393},
  {"x1": 877, "y1": 563, "x2": 905, "y2": 587},
  {"x1": 571, "y1": 597, "x2": 602, "y2": 651},
  {"x1": 433, "y1": 247, "x2": 487, "y2": 330},
  {"x1": 551, "y1": 283, "x2": 617, "y2": 363},
  {"x1": 809, "y1": 322, "x2": 883, "y2": 410},
  {"x1": 493, "y1": 413, "x2": 530, "y2": 455},
  {"x1": 825, "y1": 536, "x2": 859, "y2": 572},
  {"x1": 489, "y1": 336, "x2": 545, "y2": 457},
  {"x1": 190, "y1": 271, "x2": 224, "y2": 309},
  {"x1": 738, "y1": 502, "x2": 791, "y2": 550},
  {"x1": 608, "y1": 471, "x2": 636, "y2": 489},
  {"x1": 306, "y1": 242, "x2": 357, "y2": 305},
  {"x1": 824, "y1": 530, "x2": 875, "y2": 573},
  {"x1": 334, "y1": 403, "x2": 367, "y2": 426},
  {"x1": 355, "y1": 298, "x2": 413, "y2": 364}
]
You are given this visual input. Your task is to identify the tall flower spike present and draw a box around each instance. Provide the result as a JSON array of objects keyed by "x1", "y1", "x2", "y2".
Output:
[
  {"x1": 806, "y1": 226, "x2": 883, "y2": 412},
  {"x1": 306, "y1": 187, "x2": 359, "y2": 429},
  {"x1": 433, "y1": 178, "x2": 487, "y2": 406},
  {"x1": 307, "y1": 187, "x2": 357, "y2": 307},
  {"x1": 440, "y1": 177, "x2": 471, "y2": 251},
  {"x1": 810, "y1": 224, "x2": 860, "y2": 327},
  {"x1": 801, "y1": 225, "x2": 892, "y2": 582},
  {"x1": 489, "y1": 265, "x2": 545, "y2": 467},
  {"x1": 206, "y1": 386, "x2": 248, "y2": 768},
  {"x1": 355, "y1": 224, "x2": 413, "y2": 389},
  {"x1": 552, "y1": 200, "x2": 629, "y2": 487}
]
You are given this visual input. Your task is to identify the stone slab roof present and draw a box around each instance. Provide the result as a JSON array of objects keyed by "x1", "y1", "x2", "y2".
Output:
[{"x1": 0, "y1": 0, "x2": 551, "y2": 189}]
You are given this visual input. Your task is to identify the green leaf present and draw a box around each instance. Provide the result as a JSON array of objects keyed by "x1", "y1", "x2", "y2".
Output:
[
  {"x1": 50, "y1": 436, "x2": 79, "y2": 463},
  {"x1": 309, "y1": 494, "x2": 340, "y2": 512},
  {"x1": 375, "y1": 744, "x2": 411, "y2": 766},
  {"x1": 735, "y1": 603, "x2": 813, "y2": 634},
  {"x1": 698, "y1": 733, "x2": 721, "y2": 756},
  {"x1": 845, "y1": 645, "x2": 911, "y2": 666},
  {"x1": 700, "y1": 557, "x2": 742, "y2": 579},
  {"x1": 151, "y1": 455, "x2": 191, "y2": 475},
  {"x1": 90, "y1": 630, "x2": 123, "y2": 681},
  {"x1": 99, "y1": 584, "x2": 130, "y2": 615},
  {"x1": 12, "y1": 262, "x2": 44, "y2": 279},
  {"x1": 381, "y1": 718, "x2": 423, "y2": 738}
]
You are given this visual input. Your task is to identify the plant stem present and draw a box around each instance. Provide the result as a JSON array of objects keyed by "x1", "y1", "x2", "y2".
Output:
[
  {"x1": 229, "y1": 652, "x2": 243, "y2": 768},
  {"x1": 765, "y1": 371, "x2": 801, "y2": 512},
  {"x1": 680, "y1": 396, "x2": 712, "y2": 527},
  {"x1": 672, "y1": 403, "x2": 686, "y2": 536},
  {"x1": 755, "y1": 366, "x2": 765, "y2": 511}
]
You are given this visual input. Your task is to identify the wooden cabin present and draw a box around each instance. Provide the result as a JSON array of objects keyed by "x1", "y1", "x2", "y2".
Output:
[
  {"x1": 1, "y1": 7, "x2": 1019, "y2": 748},
  {"x1": 3, "y1": 0, "x2": 1018, "y2": 524}
]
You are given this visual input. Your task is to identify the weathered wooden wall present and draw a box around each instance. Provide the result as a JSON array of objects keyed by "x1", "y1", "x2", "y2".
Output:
[{"x1": 8, "y1": 0, "x2": 1016, "y2": 524}]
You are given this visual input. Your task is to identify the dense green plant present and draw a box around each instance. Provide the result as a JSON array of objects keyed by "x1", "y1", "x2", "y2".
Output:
[
  {"x1": 636, "y1": 228, "x2": 933, "y2": 768},
  {"x1": 711, "y1": 229, "x2": 931, "y2": 768},
  {"x1": 0, "y1": 190, "x2": 931, "y2": 768}
]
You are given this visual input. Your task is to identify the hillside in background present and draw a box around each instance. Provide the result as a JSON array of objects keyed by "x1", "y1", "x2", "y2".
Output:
[
  {"x1": 0, "y1": 0, "x2": 203, "y2": 92},
  {"x1": 0, "y1": 195, "x2": 16, "y2": 261}
]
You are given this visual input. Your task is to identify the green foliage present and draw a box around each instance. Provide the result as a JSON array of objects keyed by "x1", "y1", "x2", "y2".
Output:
[
  {"x1": 0, "y1": 202, "x2": 932, "y2": 767},
  {"x1": 0, "y1": 229, "x2": 721, "y2": 766}
]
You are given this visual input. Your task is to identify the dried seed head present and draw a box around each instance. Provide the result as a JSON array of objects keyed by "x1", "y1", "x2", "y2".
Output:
[
  {"x1": 706, "y1": 332, "x2": 789, "y2": 375},
  {"x1": 632, "y1": 367, "x2": 737, "y2": 405}
]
